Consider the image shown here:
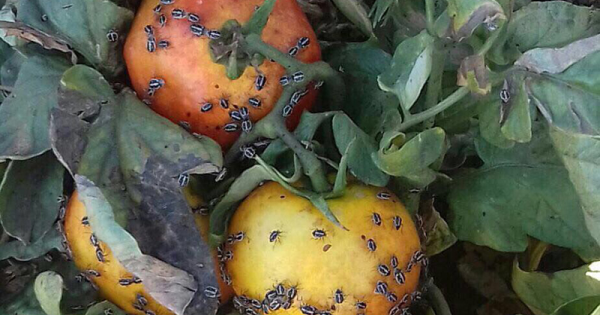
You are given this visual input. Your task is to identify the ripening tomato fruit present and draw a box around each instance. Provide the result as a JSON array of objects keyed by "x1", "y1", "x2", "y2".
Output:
[
  {"x1": 124, "y1": 0, "x2": 321, "y2": 149},
  {"x1": 63, "y1": 190, "x2": 233, "y2": 315},
  {"x1": 223, "y1": 182, "x2": 424, "y2": 315}
]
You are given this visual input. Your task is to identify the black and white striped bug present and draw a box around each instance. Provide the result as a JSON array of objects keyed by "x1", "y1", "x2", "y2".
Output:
[
  {"x1": 81, "y1": 216, "x2": 89, "y2": 226},
  {"x1": 262, "y1": 301, "x2": 270, "y2": 314},
  {"x1": 312, "y1": 229, "x2": 326, "y2": 239},
  {"x1": 171, "y1": 8, "x2": 186, "y2": 19},
  {"x1": 106, "y1": 29, "x2": 119, "y2": 42},
  {"x1": 241, "y1": 145, "x2": 256, "y2": 159},
  {"x1": 412, "y1": 250, "x2": 425, "y2": 263},
  {"x1": 276, "y1": 283, "x2": 286, "y2": 296},
  {"x1": 255, "y1": 74, "x2": 266, "y2": 91},
  {"x1": 392, "y1": 216, "x2": 402, "y2": 230},
  {"x1": 282, "y1": 105, "x2": 293, "y2": 117},
  {"x1": 137, "y1": 293, "x2": 148, "y2": 306},
  {"x1": 230, "y1": 110, "x2": 243, "y2": 121},
  {"x1": 290, "y1": 89, "x2": 308, "y2": 105},
  {"x1": 204, "y1": 286, "x2": 220, "y2": 298},
  {"x1": 269, "y1": 299, "x2": 281, "y2": 311},
  {"x1": 250, "y1": 299, "x2": 262, "y2": 310},
  {"x1": 378, "y1": 264, "x2": 391, "y2": 276},
  {"x1": 159, "y1": 14, "x2": 167, "y2": 27},
  {"x1": 388, "y1": 304, "x2": 401, "y2": 315},
  {"x1": 406, "y1": 260, "x2": 415, "y2": 273},
  {"x1": 95, "y1": 248, "x2": 105, "y2": 262},
  {"x1": 144, "y1": 25, "x2": 154, "y2": 36},
  {"x1": 233, "y1": 296, "x2": 244, "y2": 310},
  {"x1": 387, "y1": 293, "x2": 398, "y2": 303},
  {"x1": 153, "y1": 4, "x2": 162, "y2": 13},
  {"x1": 242, "y1": 120, "x2": 253, "y2": 133},
  {"x1": 188, "y1": 13, "x2": 200, "y2": 23},
  {"x1": 372, "y1": 213, "x2": 382, "y2": 226},
  {"x1": 245, "y1": 308, "x2": 258, "y2": 315},
  {"x1": 367, "y1": 239, "x2": 377, "y2": 252},
  {"x1": 269, "y1": 230, "x2": 281, "y2": 243},
  {"x1": 160, "y1": 0, "x2": 174, "y2": 4},
  {"x1": 334, "y1": 289, "x2": 344, "y2": 304},
  {"x1": 86, "y1": 270, "x2": 101, "y2": 277},
  {"x1": 356, "y1": 302, "x2": 367, "y2": 310},
  {"x1": 207, "y1": 30, "x2": 221, "y2": 39},
  {"x1": 321, "y1": 311, "x2": 332, "y2": 315},
  {"x1": 390, "y1": 255, "x2": 398, "y2": 268},
  {"x1": 104, "y1": 309, "x2": 114, "y2": 315},
  {"x1": 265, "y1": 289, "x2": 278, "y2": 301},
  {"x1": 190, "y1": 24, "x2": 205, "y2": 36},
  {"x1": 239, "y1": 107, "x2": 250, "y2": 120},
  {"x1": 158, "y1": 40, "x2": 169, "y2": 49},
  {"x1": 226, "y1": 234, "x2": 236, "y2": 244},
  {"x1": 314, "y1": 81, "x2": 324, "y2": 89},
  {"x1": 75, "y1": 274, "x2": 85, "y2": 283},
  {"x1": 224, "y1": 123, "x2": 239, "y2": 132},
  {"x1": 179, "y1": 121, "x2": 191, "y2": 131},
  {"x1": 282, "y1": 301, "x2": 292, "y2": 309},
  {"x1": 377, "y1": 192, "x2": 391, "y2": 200},
  {"x1": 145, "y1": 311, "x2": 156, "y2": 315},
  {"x1": 220, "y1": 98, "x2": 230, "y2": 109},
  {"x1": 149, "y1": 78, "x2": 165, "y2": 90},
  {"x1": 300, "y1": 305, "x2": 316, "y2": 315},
  {"x1": 292, "y1": 71, "x2": 304, "y2": 83},
  {"x1": 234, "y1": 231, "x2": 245, "y2": 242},
  {"x1": 411, "y1": 291, "x2": 423, "y2": 302},
  {"x1": 224, "y1": 250, "x2": 233, "y2": 261},
  {"x1": 132, "y1": 275, "x2": 142, "y2": 284},
  {"x1": 375, "y1": 281, "x2": 388, "y2": 295},
  {"x1": 90, "y1": 234, "x2": 99, "y2": 247},
  {"x1": 215, "y1": 168, "x2": 227, "y2": 181},
  {"x1": 178, "y1": 173, "x2": 189, "y2": 187},
  {"x1": 279, "y1": 75, "x2": 291, "y2": 86},
  {"x1": 201, "y1": 103, "x2": 213, "y2": 112},
  {"x1": 287, "y1": 286, "x2": 297, "y2": 300},
  {"x1": 297, "y1": 37, "x2": 310, "y2": 48},
  {"x1": 41, "y1": 14, "x2": 49, "y2": 22},
  {"x1": 248, "y1": 98, "x2": 261, "y2": 108},
  {"x1": 288, "y1": 46, "x2": 299, "y2": 57},
  {"x1": 147, "y1": 38, "x2": 157, "y2": 52},
  {"x1": 500, "y1": 87, "x2": 510, "y2": 104},
  {"x1": 58, "y1": 205, "x2": 66, "y2": 221},
  {"x1": 394, "y1": 268, "x2": 405, "y2": 284},
  {"x1": 132, "y1": 302, "x2": 144, "y2": 311}
]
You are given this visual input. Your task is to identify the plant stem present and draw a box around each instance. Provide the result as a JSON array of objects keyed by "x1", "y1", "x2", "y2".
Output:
[
  {"x1": 427, "y1": 282, "x2": 453, "y2": 315},
  {"x1": 423, "y1": 41, "x2": 446, "y2": 128},
  {"x1": 399, "y1": 87, "x2": 469, "y2": 131},
  {"x1": 425, "y1": 0, "x2": 436, "y2": 35},
  {"x1": 476, "y1": 26, "x2": 503, "y2": 56}
]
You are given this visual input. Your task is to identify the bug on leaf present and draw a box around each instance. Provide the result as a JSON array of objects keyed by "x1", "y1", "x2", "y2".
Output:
[
  {"x1": 178, "y1": 173, "x2": 189, "y2": 187},
  {"x1": 106, "y1": 30, "x2": 118, "y2": 42},
  {"x1": 204, "y1": 286, "x2": 220, "y2": 298}
]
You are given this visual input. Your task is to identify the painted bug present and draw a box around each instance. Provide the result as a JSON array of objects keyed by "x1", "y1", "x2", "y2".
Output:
[
  {"x1": 207, "y1": 30, "x2": 221, "y2": 39},
  {"x1": 248, "y1": 97, "x2": 261, "y2": 108},
  {"x1": 269, "y1": 230, "x2": 281, "y2": 243},
  {"x1": 378, "y1": 264, "x2": 391, "y2": 276},
  {"x1": 287, "y1": 286, "x2": 297, "y2": 300},
  {"x1": 241, "y1": 120, "x2": 253, "y2": 133},
  {"x1": 387, "y1": 293, "x2": 398, "y2": 303},
  {"x1": 300, "y1": 305, "x2": 316, "y2": 315},
  {"x1": 81, "y1": 216, "x2": 89, "y2": 226},
  {"x1": 230, "y1": 110, "x2": 243, "y2": 121},
  {"x1": 282, "y1": 105, "x2": 293, "y2": 117},
  {"x1": 377, "y1": 192, "x2": 391, "y2": 200},
  {"x1": 201, "y1": 103, "x2": 213, "y2": 112},
  {"x1": 137, "y1": 293, "x2": 148, "y2": 306},
  {"x1": 160, "y1": 0, "x2": 174, "y2": 4},
  {"x1": 178, "y1": 173, "x2": 189, "y2": 187},
  {"x1": 190, "y1": 24, "x2": 205, "y2": 36},
  {"x1": 158, "y1": 40, "x2": 169, "y2": 49},
  {"x1": 276, "y1": 283, "x2": 286, "y2": 296},
  {"x1": 292, "y1": 71, "x2": 304, "y2": 83},
  {"x1": 288, "y1": 46, "x2": 299, "y2": 57},
  {"x1": 279, "y1": 75, "x2": 291, "y2": 86},
  {"x1": 297, "y1": 37, "x2": 310, "y2": 48},
  {"x1": 106, "y1": 29, "x2": 118, "y2": 42},
  {"x1": 312, "y1": 229, "x2": 326, "y2": 239},
  {"x1": 159, "y1": 14, "x2": 167, "y2": 27},
  {"x1": 372, "y1": 213, "x2": 382, "y2": 226},
  {"x1": 224, "y1": 123, "x2": 239, "y2": 133},
  {"x1": 390, "y1": 255, "x2": 398, "y2": 268},
  {"x1": 366, "y1": 239, "x2": 377, "y2": 252},
  {"x1": 188, "y1": 13, "x2": 200, "y2": 23},
  {"x1": 147, "y1": 38, "x2": 156, "y2": 52},
  {"x1": 255, "y1": 74, "x2": 266, "y2": 91},
  {"x1": 241, "y1": 145, "x2": 256, "y2": 159},
  {"x1": 220, "y1": 98, "x2": 230, "y2": 109},
  {"x1": 204, "y1": 286, "x2": 220, "y2": 298},
  {"x1": 375, "y1": 281, "x2": 388, "y2": 295},
  {"x1": 149, "y1": 78, "x2": 164, "y2": 89},
  {"x1": 265, "y1": 289, "x2": 278, "y2": 301},
  {"x1": 392, "y1": 216, "x2": 402, "y2": 230},
  {"x1": 171, "y1": 9, "x2": 186, "y2": 19},
  {"x1": 394, "y1": 268, "x2": 405, "y2": 284},
  {"x1": 144, "y1": 25, "x2": 154, "y2": 36},
  {"x1": 153, "y1": 4, "x2": 162, "y2": 13},
  {"x1": 334, "y1": 289, "x2": 344, "y2": 304},
  {"x1": 356, "y1": 302, "x2": 367, "y2": 310}
]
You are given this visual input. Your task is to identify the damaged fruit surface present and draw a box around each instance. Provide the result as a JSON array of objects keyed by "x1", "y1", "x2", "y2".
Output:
[
  {"x1": 124, "y1": 0, "x2": 321, "y2": 149},
  {"x1": 63, "y1": 190, "x2": 232, "y2": 315},
  {"x1": 224, "y1": 182, "x2": 423, "y2": 315}
]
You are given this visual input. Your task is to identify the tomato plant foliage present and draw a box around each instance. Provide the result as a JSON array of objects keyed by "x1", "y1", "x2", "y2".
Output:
[{"x1": 0, "y1": 0, "x2": 600, "y2": 314}]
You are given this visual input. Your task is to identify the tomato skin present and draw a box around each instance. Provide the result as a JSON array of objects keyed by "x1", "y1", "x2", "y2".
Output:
[
  {"x1": 124, "y1": 0, "x2": 321, "y2": 149},
  {"x1": 224, "y1": 182, "x2": 422, "y2": 315}
]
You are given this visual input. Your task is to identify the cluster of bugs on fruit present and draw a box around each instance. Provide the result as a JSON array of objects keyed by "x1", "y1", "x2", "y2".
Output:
[
  {"x1": 233, "y1": 283, "x2": 303, "y2": 315},
  {"x1": 56, "y1": 195, "x2": 76, "y2": 262},
  {"x1": 288, "y1": 36, "x2": 310, "y2": 57}
]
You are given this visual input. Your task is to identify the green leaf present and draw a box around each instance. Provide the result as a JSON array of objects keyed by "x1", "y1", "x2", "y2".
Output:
[
  {"x1": 449, "y1": 132, "x2": 600, "y2": 261},
  {"x1": 490, "y1": 1, "x2": 600, "y2": 65},
  {"x1": 500, "y1": 77, "x2": 532, "y2": 143},
  {"x1": 17, "y1": 0, "x2": 133, "y2": 77},
  {"x1": 550, "y1": 126, "x2": 600, "y2": 251},
  {"x1": 478, "y1": 96, "x2": 515, "y2": 149},
  {"x1": 330, "y1": 0, "x2": 375, "y2": 38},
  {"x1": 34, "y1": 271, "x2": 63, "y2": 315},
  {"x1": 378, "y1": 31, "x2": 435, "y2": 110},
  {"x1": 0, "y1": 228, "x2": 62, "y2": 261},
  {"x1": 325, "y1": 43, "x2": 398, "y2": 135},
  {"x1": 551, "y1": 296, "x2": 600, "y2": 315},
  {"x1": 262, "y1": 111, "x2": 337, "y2": 164},
  {"x1": 0, "y1": 54, "x2": 69, "y2": 160},
  {"x1": 513, "y1": 260, "x2": 600, "y2": 314},
  {"x1": 446, "y1": 0, "x2": 505, "y2": 40},
  {"x1": 373, "y1": 128, "x2": 446, "y2": 187},
  {"x1": 0, "y1": 151, "x2": 64, "y2": 244},
  {"x1": 242, "y1": 0, "x2": 276, "y2": 35},
  {"x1": 85, "y1": 301, "x2": 127, "y2": 315},
  {"x1": 332, "y1": 114, "x2": 389, "y2": 187}
]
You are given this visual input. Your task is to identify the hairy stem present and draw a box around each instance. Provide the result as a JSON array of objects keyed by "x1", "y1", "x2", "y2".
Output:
[{"x1": 399, "y1": 87, "x2": 469, "y2": 131}]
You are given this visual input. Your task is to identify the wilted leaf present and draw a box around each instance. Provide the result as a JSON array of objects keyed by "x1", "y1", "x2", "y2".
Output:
[
  {"x1": 551, "y1": 296, "x2": 600, "y2": 315},
  {"x1": 449, "y1": 133, "x2": 600, "y2": 261},
  {"x1": 457, "y1": 54, "x2": 490, "y2": 95},
  {"x1": 34, "y1": 271, "x2": 63, "y2": 315},
  {"x1": 378, "y1": 31, "x2": 435, "y2": 110},
  {"x1": 550, "y1": 126, "x2": 600, "y2": 252},
  {"x1": 0, "y1": 21, "x2": 76, "y2": 63},
  {"x1": 490, "y1": 1, "x2": 600, "y2": 65},
  {"x1": 0, "y1": 151, "x2": 64, "y2": 244},
  {"x1": 333, "y1": 114, "x2": 389, "y2": 187},
  {"x1": 17, "y1": 0, "x2": 133, "y2": 77},
  {"x1": 447, "y1": 0, "x2": 505, "y2": 40},
  {"x1": 0, "y1": 54, "x2": 69, "y2": 160},
  {"x1": 373, "y1": 128, "x2": 446, "y2": 187},
  {"x1": 325, "y1": 43, "x2": 398, "y2": 135},
  {"x1": 0, "y1": 228, "x2": 62, "y2": 261},
  {"x1": 330, "y1": 0, "x2": 374, "y2": 37},
  {"x1": 513, "y1": 260, "x2": 600, "y2": 314},
  {"x1": 421, "y1": 199, "x2": 457, "y2": 256},
  {"x1": 500, "y1": 76, "x2": 532, "y2": 143}
]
